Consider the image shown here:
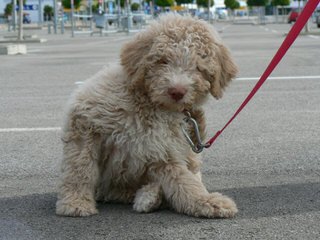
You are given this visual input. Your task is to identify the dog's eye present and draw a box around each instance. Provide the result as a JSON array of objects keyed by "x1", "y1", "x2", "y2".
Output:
[
  {"x1": 197, "y1": 53, "x2": 207, "y2": 59},
  {"x1": 157, "y1": 59, "x2": 168, "y2": 65}
]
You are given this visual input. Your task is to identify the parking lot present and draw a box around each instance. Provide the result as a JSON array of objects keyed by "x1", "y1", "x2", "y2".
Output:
[{"x1": 0, "y1": 20, "x2": 320, "y2": 239}]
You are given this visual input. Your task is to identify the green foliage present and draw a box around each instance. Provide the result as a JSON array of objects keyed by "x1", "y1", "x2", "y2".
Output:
[
  {"x1": 4, "y1": 0, "x2": 27, "y2": 16},
  {"x1": 44, "y1": 5, "x2": 53, "y2": 16},
  {"x1": 131, "y1": 3, "x2": 140, "y2": 11},
  {"x1": 224, "y1": 0, "x2": 240, "y2": 10},
  {"x1": 14, "y1": 0, "x2": 27, "y2": 5},
  {"x1": 176, "y1": 0, "x2": 194, "y2": 5},
  {"x1": 4, "y1": 3, "x2": 12, "y2": 16},
  {"x1": 155, "y1": 0, "x2": 174, "y2": 7},
  {"x1": 91, "y1": 2, "x2": 99, "y2": 13},
  {"x1": 62, "y1": 0, "x2": 82, "y2": 9},
  {"x1": 120, "y1": 0, "x2": 125, "y2": 8},
  {"x1": 247, "y1": 0, "x2": 267, "y2": 7},
  {"x1": 196, "y1": 0, "x2": 214, "y2": 8},
  {"x1": 271, "y1": 0, "x2": 290, "y2": 6}
]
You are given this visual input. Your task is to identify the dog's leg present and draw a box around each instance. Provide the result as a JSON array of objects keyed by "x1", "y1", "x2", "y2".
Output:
[
  {"x1": 157, "y1": 164, "x2": 237, "y2": 218},
  {"x1": 56, "y1": 134, "x2": 100, "y2": 217},
  {"x1": 133, "y1": 183, "x2": 163, "y2": 213}
]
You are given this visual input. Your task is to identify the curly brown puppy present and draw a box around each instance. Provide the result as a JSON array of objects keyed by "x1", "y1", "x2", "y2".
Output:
[{"x1": 56, "y1": 14, "x2": 238, "y2": 218}]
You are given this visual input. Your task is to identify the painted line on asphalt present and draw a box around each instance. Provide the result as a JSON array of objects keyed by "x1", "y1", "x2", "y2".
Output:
[
  {"x1": 3, "y1": 76, "x2": 320, "y2": 133},
  {"x1": 237, "y1": 75, "x2": 320, "y2": 81},
  {"x1": 0, "y1": 127, "x2": 61, "y2": 133},
  {"x1": 74, "y1": 76, "x2": 320, "y2": 85},
  {"x1": 308, "y1": 35, "x2": 319, "y2": 39}
]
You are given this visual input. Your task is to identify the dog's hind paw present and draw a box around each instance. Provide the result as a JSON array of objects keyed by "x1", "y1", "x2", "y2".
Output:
[
  {"x1": 133, "y1": 184, "x2": 162, "y2": 213},
  {"x1": 56, "y1": 200, "x2": 98, "y2": 217}
]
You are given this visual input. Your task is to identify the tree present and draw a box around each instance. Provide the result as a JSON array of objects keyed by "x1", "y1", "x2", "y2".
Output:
[
  {"x1": 271, "y1": 0, "x2": 290, "y2": 24},
  {"x1": 176, "y1": 0, "x2": 194, "y2": 5},
  {"x1": 224, "y1": 0, "x2": 240, "y2": 10},
  {"x1": 62, "y1": 0, "x2": 82, "y2": 9},
  {"x1": 155, "y1": 0, "x2": 174, "y2": 7},
  {"x1": 271, "y1": 0, "x2": 290, "y2": 7},
  {"x1": 44, "y1": 5, "x2": 53, "y2": 21},
  {"x1": 4, "y1": 3, "x2": 12, "y2": 16},
  {"x1": 4, "y1": 0, "x2": 27, "y2": 16},
  {"x1": 271, "y1": 0, "x2": 290, "y2": 16},
  {"x1": 91, "y1": 2, "x2": 99, "y2": 13},
  {"x1": 225, "y1": 0, "x2": 239, "y2": 19},
  {"x1": 247, "y1": 0, "x2": 267, "y2": 24},
  {"x1": 131, "y1": 3, "x2": 140, "y2": 11},
  {"x1": 18, "y1": 0, "x2": 23, "y2": 40},
  {"x1": 247, "y1": 0, "x2": 267, "y2": 7},
  {"x1": 196, "y1": 0, "x2": 214, "y2": 9}
]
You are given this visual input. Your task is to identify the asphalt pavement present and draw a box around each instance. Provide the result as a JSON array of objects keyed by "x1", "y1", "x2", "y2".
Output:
[{"x1": 0, "y1": 21, "x2": 320, "y2": 240}]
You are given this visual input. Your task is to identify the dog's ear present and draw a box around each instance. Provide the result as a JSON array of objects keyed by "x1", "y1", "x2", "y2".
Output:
[
  {"x1": 120, "y1": 31, "x2": 154, "y2": 88},
  {"x1": 209, "y1": 44, "x2": 238, "y2": 99}
]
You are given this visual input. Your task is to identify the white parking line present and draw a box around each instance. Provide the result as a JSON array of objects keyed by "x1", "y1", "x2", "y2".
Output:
[
  {"x1": 2, "y1": 75, "x2": 320, "y2": 133},
  {"x1": 308, "y1": 35, "x2": 319, "y2": 39},
  {"x1": 237, "y1": 75, "x2": 320, "y2": 81},
  {"x1": 75, "y1": 76, "x2": 320, "y2": 85},
  {"x1": 0, "y1": 127, "x2": 61, "y2": 133}
]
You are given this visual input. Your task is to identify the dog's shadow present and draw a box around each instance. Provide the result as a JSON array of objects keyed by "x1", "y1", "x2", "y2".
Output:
[
  {"x1": 1, "y1": 182, "x2": 319, "y2": 221},
  {"x1": 219, "y1": 181, "x2": 320, "y2": 219},
  {"x1": 1, "y1": 182, "x2": 319, "y2": 238}
]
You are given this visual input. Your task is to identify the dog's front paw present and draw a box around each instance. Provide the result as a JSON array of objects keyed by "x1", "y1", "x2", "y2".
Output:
[
  {"x1": 56, "y1": 199, "x2": 98, "y2": 217},
  {"x1": 195, "y1": 192, "x2": 238, "y2": 218}
]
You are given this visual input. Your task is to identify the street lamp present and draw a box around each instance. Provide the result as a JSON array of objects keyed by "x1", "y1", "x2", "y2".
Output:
[{"x1": 18, "y1": 0, "x2": 23, "y2": 40}]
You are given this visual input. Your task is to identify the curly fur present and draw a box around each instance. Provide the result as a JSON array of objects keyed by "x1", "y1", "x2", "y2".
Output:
[{"x1": 56, "y1": 14, "x2": 238, "y2": 218}]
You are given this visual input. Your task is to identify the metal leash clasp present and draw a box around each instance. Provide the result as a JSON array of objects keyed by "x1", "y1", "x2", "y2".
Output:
[{"x1": 180, "y1": 111, "x2": 209, "y2": 153}]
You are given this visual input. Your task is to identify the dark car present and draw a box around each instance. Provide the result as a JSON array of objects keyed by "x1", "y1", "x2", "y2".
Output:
[{"x1": 288, "y1": 8, "x2": 299, "y2": 23}]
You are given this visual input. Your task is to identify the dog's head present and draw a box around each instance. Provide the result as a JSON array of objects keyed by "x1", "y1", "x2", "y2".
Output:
[{"x1": 121, "y1": 14, "x2": 238, "y2": 111}]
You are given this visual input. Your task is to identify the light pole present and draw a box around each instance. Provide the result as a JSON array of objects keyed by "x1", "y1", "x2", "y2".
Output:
[
  {"x1": 71, "y1": 0, "x2": 75, "y2": 37},
  {"x1": 18, "y1": 0, "x2": 23, "y2": 40},
  {"x1": 117, "y1": 0, "x2": 121, "y2": 27},
  {"x1": 38, "y1": 0, "x2": 43, "y2": 27},
  {"x1": 12, "y1": 0, "x2": 17, "y2": 31},
  {"x1": 126, "y1": 0, "x2": 130, "y2": 33},
  {"x1": 53, "y1": 0, "x2": 58, "y2": 34},
  {"x1": 208, "y1": 0, "x2": 210, "y2": 22},
  {"x1": 89, "y1": 0, "x2": 93, "y2": 31}
]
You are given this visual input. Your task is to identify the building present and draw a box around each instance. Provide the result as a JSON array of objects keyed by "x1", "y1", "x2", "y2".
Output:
[{"x1": 0, "y1": 0, "x2": 55, "y2": 23}]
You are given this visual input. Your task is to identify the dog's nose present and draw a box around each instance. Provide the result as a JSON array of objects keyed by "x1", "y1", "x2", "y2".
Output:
[{"x1": 168, "y1": 87, "x2": 187, "y2": 102}]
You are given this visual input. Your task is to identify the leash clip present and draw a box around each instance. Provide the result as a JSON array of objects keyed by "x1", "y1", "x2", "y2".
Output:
[{"x1": 180, "y1": 111, "x2": 209, "y2": 153}]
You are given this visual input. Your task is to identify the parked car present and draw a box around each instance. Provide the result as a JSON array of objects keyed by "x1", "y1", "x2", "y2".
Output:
[
  {"x1": 215, "y1": 8, "x2": 228, "y2": 19},
  {"x1": 288, "y1": 8, "x2": 299, "y2": 23},
  {"x1": 198, "y1": 11, "x2": 213, "y2": 21},
  {"x1": 132, "y1": 12, "x2": 146, "y2": 25}
]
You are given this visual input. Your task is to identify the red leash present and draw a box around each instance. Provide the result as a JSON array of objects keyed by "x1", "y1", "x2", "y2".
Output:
[{"x1": 204, "y1": 0, "x2": 320, "y2": 149}]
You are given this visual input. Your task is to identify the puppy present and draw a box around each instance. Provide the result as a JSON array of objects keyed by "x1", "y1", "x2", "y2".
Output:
[{"x1": 56, "y1": 14, "x2": 238, "y2": 218}]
